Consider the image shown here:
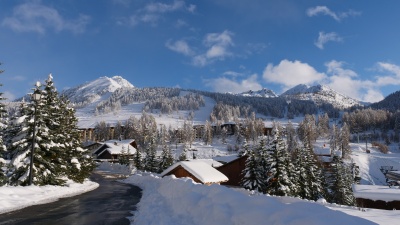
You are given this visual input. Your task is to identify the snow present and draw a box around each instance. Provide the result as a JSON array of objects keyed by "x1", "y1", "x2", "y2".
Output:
[
  {"x1": 123, "y1": 173, "x2": 378, "y2": 225},
  {"x1": 0, "y1": 179, "x2": 99, "y2": 214},
  {"x1": 353, "y1": 184, "x2": 400, "y2": 202},
  {"x1": 96, "y1": 139, "x2": 136, "y2": 155},
  {"x1": 160, "y1": 161, "x2": 228, "y2": 184}
]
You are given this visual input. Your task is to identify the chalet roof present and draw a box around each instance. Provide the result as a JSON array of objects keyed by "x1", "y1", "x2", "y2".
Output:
[
  {"x1": 95, "y1": 139, "x2": 136, "y2": 156},
  {"x1": 161, "y1": 161, "x2": 228, "y2": 184},
  {"x1": 213, "y1": 155, "x2": 239, "y2": 164},
  {"x1": 353, "y1": 184, "x2": 400, "y2": 202}
]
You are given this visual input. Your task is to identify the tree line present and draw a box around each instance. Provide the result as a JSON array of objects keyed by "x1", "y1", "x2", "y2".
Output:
[{"x1": 241, "y1": 122, "x2": 357, "y2": 206}]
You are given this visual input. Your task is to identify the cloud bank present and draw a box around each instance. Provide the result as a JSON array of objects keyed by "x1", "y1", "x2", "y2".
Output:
[{"x1": 2, "y1": 2, "x2": 90, "y2": 34}]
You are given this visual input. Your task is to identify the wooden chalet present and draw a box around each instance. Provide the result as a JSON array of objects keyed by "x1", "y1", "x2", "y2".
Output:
[
  {"x1": 216, "y1": 155, "x2": 247, "y2": 186},
  {"x1": 161, "y1": 160, "x2": 228, "y2": 185},
  {"x1": 93, "y1": 139, "x2": 137, "y2": 162},
  {"x1": 353, "y1": 184, "x2": 400, "y2": 210},
  {"x1": 82, "y1": 142, "x2": 103, "y2": 155}
]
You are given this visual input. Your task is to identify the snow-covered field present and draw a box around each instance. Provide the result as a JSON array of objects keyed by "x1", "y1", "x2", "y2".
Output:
[
  {"x1": 0, "y1": 179, "x2": 99, "y2": 214},
  {"x1": 123, "y1": 172, "x2": 400, "y2": 225}
]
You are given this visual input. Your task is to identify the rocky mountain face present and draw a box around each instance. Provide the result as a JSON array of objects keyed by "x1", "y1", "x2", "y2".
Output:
[
  {"x1": 238, "y1": 88, "x2": 278, "y2": 98},
  {"x1": 61, "y1": 76, "x2": 135, "y2": 106},
  {"x1": 280, "y1": 84, "x2": 362, "y2": 109}
]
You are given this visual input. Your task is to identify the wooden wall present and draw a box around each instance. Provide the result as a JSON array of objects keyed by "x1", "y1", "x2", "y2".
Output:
[
  {"x1": 217, "y1": 156, "x2": 247, "y2": 186},
  {"x1": 356, "y1": 198, "x2": 400, "y2": 210},
  {"x1": 164, "y1": 166, "x2": 203, "y2": 184}
]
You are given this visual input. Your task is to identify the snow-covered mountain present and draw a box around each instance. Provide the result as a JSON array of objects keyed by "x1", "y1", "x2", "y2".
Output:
[
  {"x1": 238, "y1": 88, "x2": 278, "y2": 98},
  {"x1": 281, "y1": 84, "x2": 362, "y2": 109},
  {"x1": 62, "y1": 76, "x2": 135, "y2": 106}
]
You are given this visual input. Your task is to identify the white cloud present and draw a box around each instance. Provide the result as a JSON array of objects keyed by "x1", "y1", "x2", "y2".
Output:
[
  {"x1": 175, "y1": 19, "x2": 188, "y2": 28},
  {"x1": 127, "y1": 0, "x2": 196, "y2": 27},
  {"x1": 2, "y1": 2, "x2": 90, "y2": 34},
  {"x1": 374, "y1": 62, "x2": 400, "y2": 86},
  {"x1": 314, "y1": 32, "x2": 343, "y2": 49},
  {"x1": 192, "y1": 30, "x2": 234, "y2": 66},
  {"x1": 262, "y1": 59, "x2": 326, "y2": 89},
  {"x1": 325, "y1": 60, "x2": 357, "y2": 77},
  {"x1": 145, "y1": 0, "x2": 185, "y2": 13},
  {"x1": 306, "y1": 6, "x2": 361, "y2": 22},
  {"x1": 261, "y1": 59, "x2": 385, "y2": 102},
  {"x1": 324, "y1": 60, "x2": 385, "y2": 102},
  {"x1": 204, "y1": 74, "x2": 262, "y2": 93},
  {"x1": 223, "y1": 71, "x2": 243, "y2": 77},
  {"x1": 187, "y1": 4, "x2": 196, "y2": 13},
  {"x1": 165, "y1": 39, "x2": 194, "y2": 56}
]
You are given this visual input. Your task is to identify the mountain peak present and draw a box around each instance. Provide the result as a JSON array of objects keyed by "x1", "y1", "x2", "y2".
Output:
[
  {"x1": 239, "y1": 88, "x2": 277, "y2": 98},
  {"x1": 282, "y1": 84, "x2": 361, "y2": 109},
  {"x1": 62, "y1": 76, "x2": 135, "y2": 105}
]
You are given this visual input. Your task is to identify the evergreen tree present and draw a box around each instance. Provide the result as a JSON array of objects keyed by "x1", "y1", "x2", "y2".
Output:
[
  {"x1": 329, "y1": 156, "x2": 355, "y2": 206},
  {"x1": 300, "y1": 143, "x2": 325, "y2": 200},
  {"x1": 238, "y1": 139, "x2": 249, "y2": 157},
  {"x1": 133, "y1": 147, "x2": 143, "y2": 170},
  {"x1": 264, "y1": 128, "x2": 295, "y2": 196},
  {"x1": 58, "y1": 95, "x2": 95, "y2": 183},
  {"x1": 203, "y1": 120, "x2": 213, "y2": 145},
  {"x1": 241, "y1": 145, "x2": 264, "y2": 192},
  {"x1": 178, "y1": 144, "x2": 188, "y2": 161},
  {"x1": 158, "y1": 125, "x2": 174, "y2": 172},
  {"x1": 119, "y1": 146, "x2": 130, "y2": 166},
  {"x1": 8, "y1": 82, "x2": 65, "y2": 185},
  {"x1": 0, "y1": 65, "x2": 8, "y2": 185},
  {"x1": 340, "y1": 123, "x2": 351, "y2": 159},
  {"x1": 144, "y1": 135, "x2": 158, "y2": 172}
]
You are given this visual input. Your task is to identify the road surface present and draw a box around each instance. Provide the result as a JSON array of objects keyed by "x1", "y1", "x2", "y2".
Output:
[{"x1": 0, "y1": 172, "x2": 142, "y2": 225}]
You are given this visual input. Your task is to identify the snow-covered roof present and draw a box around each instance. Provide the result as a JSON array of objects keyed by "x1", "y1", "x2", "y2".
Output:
[
  {"x1": 161, "y1": 161, "x2": 228, "y2": 184},
  {"x1": 213, "y1": 155, "x2": 239, "y2": 164},
  {"x1": 353, "y1": 184, "x2": 400, "y2": 202},
  {"x1": 97, "y1": 139, "x2": 136, "y2": 155},
  {"x1": 314, "y1": 146, "x2": 331, "y2": 156},
  {"x1": 191, "y1": 159, "x2": 223, "y2": 167}
]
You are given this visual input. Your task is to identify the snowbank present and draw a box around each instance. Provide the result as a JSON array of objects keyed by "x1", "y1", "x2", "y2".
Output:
[
  {"x1": 123, "y1": 174, "x2": 374, "y2": 225},
  {"x1": 0, "y1": 180, "x2": 99, "y2": 214}
]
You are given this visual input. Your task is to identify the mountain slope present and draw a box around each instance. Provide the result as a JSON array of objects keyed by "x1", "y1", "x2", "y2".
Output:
[
  {"x1": 370, "y1": 90, "x2": 400, "y2": 112},
  {"x1": 281, "y1": 84, "x2": 361, "y2": 109},
  {"x1": 62, "y1": 76, "x2": 134, "y2": 106},
  {"x1": 238, "y1": 88, "x2": 278, "y2": 98}
]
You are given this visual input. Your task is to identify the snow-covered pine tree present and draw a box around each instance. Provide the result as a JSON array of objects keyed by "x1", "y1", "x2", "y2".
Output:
[
  {"x1": 0, "y1": 65, "x2": 8, "y2": 185},
  {"x1": 340, "y1": 123, "x2": 351, "y2": 159},
  {"x1": 47, "y1": 75, "x2": 94, "y2": 183},
  {"x1": 203, "y1": 120, "x2": 213, "y2": 145},
  {"x1": 133, "y1": 147, "x2": 143, "y2": 170},
  {"x1": 264, "y1": 128, "x2": 295, "y2": 196},
  {"x1": 329, "y1": 124, "x2": 340, "y2": 156},
  {"x1": 238, "y1": 139, "x2": 249, "y2": 157},
  {"x1": 8, "y1": 82, "x2": 66, "y2": 185},
  {"x1": 178, "y1": 144, "x2": 188, "y2": 161},
  {"x1": 119, "y1": 146, "x2": 130, "y2": 166},
  {"x1": 303, "y1": 142, "x2": 325, "y2": 200},
  {"x1": 158, "y1": 125, "x2": 174, "y2": 172},
  {"x1": 293, "y1": 145, "x2": 310, "y2": 199},
  {"x1": 286, "y1": 121, "x2": 297, "y2": 154},
  {"x1": 240, "y1": 144, "x2": 264, "y2": 192},
  {"x1": 143, "y1": 135, "x2": 159, "y2": 172},
  {"x1": 329, "y1": 156, "x2": 355, "y2": 206}
]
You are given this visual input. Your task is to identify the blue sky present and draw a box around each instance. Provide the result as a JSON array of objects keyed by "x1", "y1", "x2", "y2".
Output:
[{"x1": 1, "y1": 0, "x2": 400, "y2": 103}]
